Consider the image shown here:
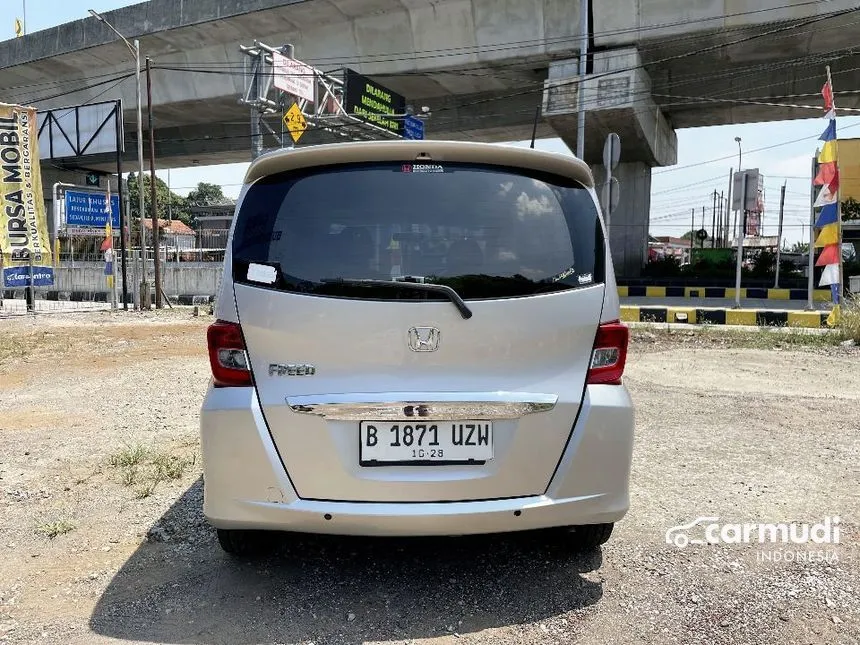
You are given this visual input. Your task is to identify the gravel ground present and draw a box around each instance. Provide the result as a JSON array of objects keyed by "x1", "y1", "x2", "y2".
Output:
[{"x1": 0, "y1": 310, "x2": 858, "y2": 645}]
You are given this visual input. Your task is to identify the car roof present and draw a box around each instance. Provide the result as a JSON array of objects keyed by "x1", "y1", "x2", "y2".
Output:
[{"x1": 243, "y1": 140, "x2": 594, "y2": 188}]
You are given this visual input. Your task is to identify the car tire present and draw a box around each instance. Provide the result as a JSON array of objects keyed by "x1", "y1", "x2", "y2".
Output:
[
  {"x1": 567, "y1": 523, "x2": 614, "y2": 550},
  {"x1": 216, "y1": 529, "x2": 276, "y2": 557}
]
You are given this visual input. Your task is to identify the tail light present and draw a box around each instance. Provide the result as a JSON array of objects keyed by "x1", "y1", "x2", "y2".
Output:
[
  {"x1": 207, "y1": 320, "x2": 252, "y2": 387},
  {"x1": 587, "y1": 321, "x2": 629, "y2": 385}
]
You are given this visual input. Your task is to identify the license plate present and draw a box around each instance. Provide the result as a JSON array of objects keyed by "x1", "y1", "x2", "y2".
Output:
[{"x1": 359, "y1": 421, "x2": 493, "y2": 465}]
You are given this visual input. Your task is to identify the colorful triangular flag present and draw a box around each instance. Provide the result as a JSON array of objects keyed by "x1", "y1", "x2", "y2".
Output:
[
  {"x1": 822, "y1": 80, "x2": 834, "y2": 111},
  {"x1": 814, "y1": 186, "x2": 837, "y2": 207},
  {"x1": 101, "y1": 189, "x2": 113, "y2": 252},
  {"x1": 818, "y1": 140, "x2": 838, "y2": 164},
  {"x1": 815, "y1": 243, "x2": 840, "y2": 267},
  {"x1": 827, "y1": 304, "x2": 841, "y2": 327},
  {"x1": 815, "y1": 223, "x2": 839, "y2": 247},
  {"x1": 820, "y1": 119, "x2": 836, "y2": 141},
  {"x1": 815, "y1": 203, "x2": 838, "y2": 227},
  {"x1": 813, "y1": 186, "x2": 837, "y2": 207},
  {"x1": 813, "y1": 162, "x2": 838, "y2": 187},
  {"x1": 819, "y1": 263, "x2": 840, "y2": 286}
]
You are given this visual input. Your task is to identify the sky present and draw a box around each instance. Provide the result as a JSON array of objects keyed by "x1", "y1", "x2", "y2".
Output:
[{"x1": 10, "y1": 0, "x2": 855, "y2": 246}]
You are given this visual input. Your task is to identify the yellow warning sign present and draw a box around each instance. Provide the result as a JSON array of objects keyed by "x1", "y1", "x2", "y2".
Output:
[{"x1": 284, "y1": 103, "x2": 307, "y2": 143}]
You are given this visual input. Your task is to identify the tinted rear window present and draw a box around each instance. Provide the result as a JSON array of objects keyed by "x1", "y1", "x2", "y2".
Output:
[{"x1": 232, "y1": 161, "x2": 604, "y2": 301}]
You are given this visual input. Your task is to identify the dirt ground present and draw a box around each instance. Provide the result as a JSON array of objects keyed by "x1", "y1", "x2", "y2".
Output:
[{"x1": 1, "y1": 310, "x2": 859, "y2": 645}]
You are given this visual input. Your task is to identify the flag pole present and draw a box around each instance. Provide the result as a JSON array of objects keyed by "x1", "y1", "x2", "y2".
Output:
[{"x1": 826, "y1": 65, "x2": 844, "y2": 307}]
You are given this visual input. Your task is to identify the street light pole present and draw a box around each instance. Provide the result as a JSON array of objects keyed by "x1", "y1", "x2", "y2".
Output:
[
  {"x1": 134, "y1": 39, "x2": 149, "y2": 309},
  {"x1": 88, "y1": 9, "x2": 148, "y2": 310},
  {"x1": 735, "y1": 136, "x2": 742, "y2": 172}
]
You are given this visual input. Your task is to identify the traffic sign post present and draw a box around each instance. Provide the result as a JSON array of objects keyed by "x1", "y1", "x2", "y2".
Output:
[
  {"x1": 284, "y1": 102, "x2": 307, "y2": 143},
  {"x1": 404, "y1": 115, "x2": 425, "y2": 140},
  {"x1": 600, "y1": 177, "x2": 620, "y2": 220},
  {"x1": 601, "y1": 133, "x2": 621, "y2": 232}
]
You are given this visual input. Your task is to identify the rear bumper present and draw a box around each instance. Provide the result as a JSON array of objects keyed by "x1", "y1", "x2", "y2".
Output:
[{"x1": 199, "y1": 384, "x2": 634, "y2": 537}]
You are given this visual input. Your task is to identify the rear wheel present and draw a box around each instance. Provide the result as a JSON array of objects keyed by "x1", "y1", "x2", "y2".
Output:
[
  {"x1": 216, "y1": 529, "x2": 277, "y2": 557},
  {"x1": 567, "y1": 523, "x2": 614, "y2": 550}
]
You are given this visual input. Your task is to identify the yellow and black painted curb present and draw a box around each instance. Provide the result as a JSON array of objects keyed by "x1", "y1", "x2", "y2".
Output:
[
  {"x1": 620, "y1": 305, "x2": 831, "y2": 328},
  {"x1": 618, "y1": 286, "x2": 832, "y2": 301}
]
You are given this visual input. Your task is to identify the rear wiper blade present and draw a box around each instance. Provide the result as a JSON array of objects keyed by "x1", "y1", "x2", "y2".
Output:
[{"x1": 320, "y1": 278, "x2": 473, "y2": 320}]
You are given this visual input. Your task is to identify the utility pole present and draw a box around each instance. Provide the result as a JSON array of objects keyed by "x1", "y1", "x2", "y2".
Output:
[
  {"x1": 725, "y1": 168, "x2": 734, "y2": 251},
  {"x1": 114, "y1": 99, "x2": 128, "y2": 310},
  {"x1": 88, "y1": 10, "x2": 147, "y2": 310},
  {"x1": 249, "y1": 51, "x2": 263, "y2": 160},
  {"x1": 719, "y1": 191, "x2": 724, "y2": 247},
  {"x1": 690, "y1": 208, "x2": 695, "y2": 259},
  {"x1": 135, "y1": 41, "x2": 147, "y2": 310},
  {"x1": 734, "y1": 172, "x2": 749, "y2": 309},
  {"x1": 711, "y1": 190, "x2": 717, "y2": 245},
  {"x1": 575, "y1": 0, "x2": 589, "y2": 159},
  {"x1": 774, "y1": 182, "x2": 786, "y2": 289},
  {"x1": 146, "y1": 56, "x2": 162, "y2": 309}
]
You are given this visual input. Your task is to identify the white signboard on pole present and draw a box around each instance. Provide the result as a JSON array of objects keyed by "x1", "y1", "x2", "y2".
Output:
[{"x1": 273, "y1": 52, "x2": 315, "y2": 103}]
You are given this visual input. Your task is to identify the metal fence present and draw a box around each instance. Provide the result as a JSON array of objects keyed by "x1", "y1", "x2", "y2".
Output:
[
  {"x1": 2, "y1": 230, "x2": 230, "y2": 316},
  {"x1": 56, "y1": 230, "x2": 229, "y2": 264}
]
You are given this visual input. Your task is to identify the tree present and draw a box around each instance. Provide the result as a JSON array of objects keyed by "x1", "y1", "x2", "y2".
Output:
[
  {"x1": 186, "y1": 182, "x2": 231, "y2": 207},
  {"x1": 126, "y1": 172, "x2": 191, "y2": 231},
  {"x1": 842, "y1": 197, "x2": 860, "y2": 222},
  {"x1": 790, "y1": 241, "x2": 809, "y2": 253}
]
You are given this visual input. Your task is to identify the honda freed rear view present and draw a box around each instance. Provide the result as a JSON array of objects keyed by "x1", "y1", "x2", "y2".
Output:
[{"x1": 200, "y1": 140, "x2": 634, "y2": 556}]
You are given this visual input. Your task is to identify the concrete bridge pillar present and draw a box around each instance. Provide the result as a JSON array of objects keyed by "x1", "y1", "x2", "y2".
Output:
[{"x1": 542, "y1": 48, "x2": 677, "y2": 278}]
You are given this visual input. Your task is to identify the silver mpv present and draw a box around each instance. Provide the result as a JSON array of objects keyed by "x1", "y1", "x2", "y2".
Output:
[{"x1": 201, "y1": 140, "x2": 634, "y2": 556}]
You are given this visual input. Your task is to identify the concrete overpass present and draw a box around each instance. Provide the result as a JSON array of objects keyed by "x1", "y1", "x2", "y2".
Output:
[{"x1": 3, "y1": 0, "x2": 860, "y2": 275}]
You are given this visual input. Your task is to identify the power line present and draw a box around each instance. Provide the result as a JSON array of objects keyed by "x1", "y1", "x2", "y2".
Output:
[
  {"x1": 21, "y1": 8, "x2": 859, "y2": 136},
  {"x1": 435, "y1": 7, "x2": 860, "y2": 117},
  {"x1": 255, "y1": 0, "x2": 840, "y2": 66},
  {"x1": 118, "y1": 0, "x2": 834, "y2": 76},
  {"x1": 20, "y1": 71, "x2": 134, "y2": 106},
  {"x1": 654, "y1": 118, "x2": 860, "y2": 175}
]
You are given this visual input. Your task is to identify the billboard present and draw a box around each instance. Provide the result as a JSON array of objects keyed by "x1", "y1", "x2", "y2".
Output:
[
  {"x1": 0, "y1": 102, "x2": 53, "y2": 287},
  {"x1": 731, "y1": 168, "x2": 764, "y2": 213},
  {"x1": 37, "y1": 100, "x2": 122, "y2": 161},
  {"x1": 343, "y1": 68, "x2": 405, "y2": 136},
  {"x1": 64, "y1": 190, "x2": 120, "y2": 228}
]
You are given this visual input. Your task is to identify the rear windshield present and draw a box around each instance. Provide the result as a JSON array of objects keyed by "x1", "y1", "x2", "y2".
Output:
[{"x1": 232, "y1": 161, "x2": 604, "y2": 301}]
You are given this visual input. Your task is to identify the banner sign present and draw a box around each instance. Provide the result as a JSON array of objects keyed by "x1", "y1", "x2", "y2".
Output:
[
  {"x1": 64, "y1": 190, "x2": 120, "y2": 228},
  {"x1": 2, "y1": 265, "x2": 54, "y2": 287},
  {"x1": 272, "y1": 52, "x2": 316, "y2": 104},
  {"x1": 0, "y1": 103, "x2": 53, "y2": 287},
  {"x1": 343, "y1": 68, "x2": 405, "y2": 136}
]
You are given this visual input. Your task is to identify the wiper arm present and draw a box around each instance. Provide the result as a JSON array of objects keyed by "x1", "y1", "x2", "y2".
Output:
[{"x1": 320, "y1": 278, "x2": 473, "y2": 320}]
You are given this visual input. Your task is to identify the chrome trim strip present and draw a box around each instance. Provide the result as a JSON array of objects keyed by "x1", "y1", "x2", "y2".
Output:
[{"x1": 286, "y1": 392, "x2": 558, "y2": 420}]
